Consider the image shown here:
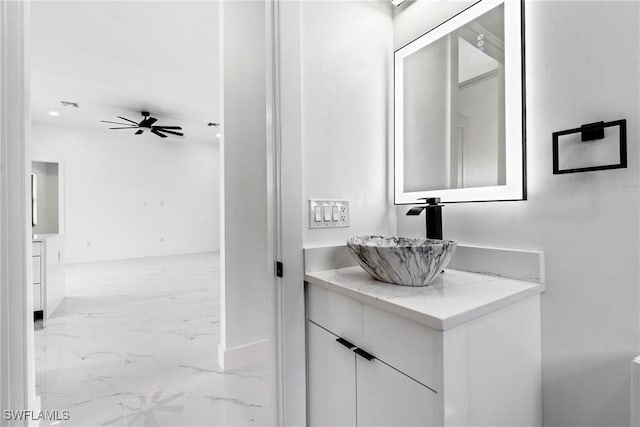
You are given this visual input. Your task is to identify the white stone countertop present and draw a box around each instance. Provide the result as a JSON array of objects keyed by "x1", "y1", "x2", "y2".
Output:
[{"x1": 305, "y1": 266, "x2": 544, "y2": 331}]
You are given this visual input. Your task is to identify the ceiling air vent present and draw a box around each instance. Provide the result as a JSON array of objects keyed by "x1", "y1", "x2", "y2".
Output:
[{"x1": 60, "y1": 100, "x2": 79, "y2": 108}]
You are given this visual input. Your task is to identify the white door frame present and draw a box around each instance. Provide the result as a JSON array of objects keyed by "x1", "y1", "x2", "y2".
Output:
[
  {"x1": 268, "y1": 1, "x2": 307, "y2": 425},
  {"x1": 0, "y1": 0, "x2": 38, "y2": 424}
]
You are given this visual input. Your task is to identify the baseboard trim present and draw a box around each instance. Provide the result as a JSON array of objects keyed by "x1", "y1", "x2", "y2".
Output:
[
  {"x1": 64, "y1": 250, "x2": 221, "y2": 266},
  {"x1": 217, "y1": 338, "x2": 269, "y2": 370}
]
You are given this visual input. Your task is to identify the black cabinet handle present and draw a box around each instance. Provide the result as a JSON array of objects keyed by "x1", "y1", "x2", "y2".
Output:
[
  {"x1": 335, "y1": 336, "x2": 375, "y2": 361},
  {"x1": 336, "y1": 337, "x2": 356, "y2": 350},
  {"x1": 354, "y1": 347, "x2": 375, "y2": 361}
]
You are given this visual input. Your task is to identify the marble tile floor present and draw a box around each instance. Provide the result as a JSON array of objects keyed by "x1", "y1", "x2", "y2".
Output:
[{"x1": 34, "y1": 253, "x2": 276, "y2": 427}]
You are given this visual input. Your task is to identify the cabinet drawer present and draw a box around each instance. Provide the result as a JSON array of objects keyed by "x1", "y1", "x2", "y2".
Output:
[
  {"x1": 32, "y1": 256, "x2": 42, "y2": 284},
  {"x1": 33, "y1": 284, "x2": 42, "y2": 311},
  {"x1": 32, "y1": 242, "x2": 42, "y2": 256},
  {"x1": 307, "y1": 283, "x2": 442, "y2": 390}
]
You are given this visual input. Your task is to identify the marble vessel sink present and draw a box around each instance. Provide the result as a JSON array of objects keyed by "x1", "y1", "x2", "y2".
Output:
[{"x1": 346, "y1": 236, "x2": 457, "y2": 287}]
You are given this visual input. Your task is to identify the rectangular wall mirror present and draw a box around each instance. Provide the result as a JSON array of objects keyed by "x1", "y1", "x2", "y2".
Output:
[{"x1": 394, "y1": 0, "x2": 525, "y2": 203}]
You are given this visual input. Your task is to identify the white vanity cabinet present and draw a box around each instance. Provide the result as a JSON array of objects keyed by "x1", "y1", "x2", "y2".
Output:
[{"x1": 305, "y1": 268, "x2": 543, "y2": 427}]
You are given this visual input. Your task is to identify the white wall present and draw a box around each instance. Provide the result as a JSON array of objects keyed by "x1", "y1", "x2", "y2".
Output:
[
  {"x1": 218, "y1": 0, "x2": 274, "y2": 375},
  {"x1": 30, "y1": 122, "x2": 219, "y2": 263},
  {"x1": 301, "y1": 0, "x2": 395, "y2": 247},
  {"x1": 395, "y1": 1, "x2": 640, "y2": 426}
]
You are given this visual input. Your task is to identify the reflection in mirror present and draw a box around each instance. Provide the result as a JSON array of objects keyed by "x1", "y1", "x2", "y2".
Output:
[
  {"x1": 403, "y1": 4, "x2": 505, "y2": 192},
  {"x1": 394, "y1": 0, "x2": 524, "y2": 203}
]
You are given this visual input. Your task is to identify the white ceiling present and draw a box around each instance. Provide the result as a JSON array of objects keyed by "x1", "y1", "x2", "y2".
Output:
[{"x1": 31, "y1": 1, "x2": 220, "y2": 143}]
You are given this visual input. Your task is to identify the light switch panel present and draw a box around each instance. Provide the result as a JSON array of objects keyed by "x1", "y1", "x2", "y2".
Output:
[{"x1": 309, "y1": 200, "x2": 350, "y2": 229}]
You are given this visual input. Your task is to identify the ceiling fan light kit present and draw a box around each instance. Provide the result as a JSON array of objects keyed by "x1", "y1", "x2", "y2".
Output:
[{"x1": 101, "y1": 111, "x2": 184, "y2": 139}]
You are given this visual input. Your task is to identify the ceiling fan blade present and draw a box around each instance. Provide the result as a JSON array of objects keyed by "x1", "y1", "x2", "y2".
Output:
[
  {"x1": 135, "y1": 129, "x2": 144, "y2": 135},
  {"x1": 101, "y1": 120, "x2": 137, "y2": 126},
  {"x1": 117, "y1": 116, "x2": 140, "y2": 125},
  {"x1": 109, "y1": 126, "x2": 139, "y2": 129},
  {"x1": 153, "y1": 126, "x2": 182, "y2": 130},
  {"x1": 152, "y1": 129, "x2": 167, "y2": 138},
  {"x1": 158, "y1": 129, "x2": 184, "y2": 136}
]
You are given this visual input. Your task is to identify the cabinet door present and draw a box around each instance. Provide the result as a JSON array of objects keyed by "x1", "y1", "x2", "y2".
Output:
[
  {"x1": 32, "y1": 256, "x2": 42, "y2": 284},
  {"x1": 307, "y1": 321, "x2": 356, "y2": 426},
  {"x1": 44, "y1": 236, "x2": 65, "y2": 317},
  {"x1": 33, "y1": 284, "x2": 42, "y2": 311},
  {"x1": 356, "y1": 355, "x2": 437, "y2": 427}
]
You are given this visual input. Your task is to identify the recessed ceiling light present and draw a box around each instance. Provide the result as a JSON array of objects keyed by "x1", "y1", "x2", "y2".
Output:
[
  {"x1": 392, "y1": 0, "x2": 406, "y2": 6},
  {"x1": 216, "y1": 133, "x2": 221, "y2": 138},
  {"x1": 48, "y1": 111, "x2": 59, "y2": 116}
]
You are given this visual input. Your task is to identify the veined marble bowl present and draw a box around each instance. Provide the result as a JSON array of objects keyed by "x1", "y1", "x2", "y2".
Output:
[{"x1": 346, "y1": 236, "x2": 457, "y2": 287}]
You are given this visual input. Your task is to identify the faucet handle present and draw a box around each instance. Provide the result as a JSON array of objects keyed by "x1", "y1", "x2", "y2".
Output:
[{"x1": 418, "y1": 197, "x2": 441, "y2": 206}]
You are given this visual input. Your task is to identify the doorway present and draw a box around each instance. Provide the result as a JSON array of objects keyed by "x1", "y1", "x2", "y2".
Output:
[{"x1": 3, "y1": 3, "x2": 275, "y2": 425}]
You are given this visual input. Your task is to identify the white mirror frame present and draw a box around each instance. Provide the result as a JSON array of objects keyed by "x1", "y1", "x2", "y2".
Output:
[{"x1": 394, "y1": 0, "x2": 525, "y2": 204}]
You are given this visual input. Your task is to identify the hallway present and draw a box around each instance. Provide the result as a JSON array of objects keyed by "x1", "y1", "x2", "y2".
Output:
[{"x1": 35, "y1": 253, "x2": 274, "y2": 426}]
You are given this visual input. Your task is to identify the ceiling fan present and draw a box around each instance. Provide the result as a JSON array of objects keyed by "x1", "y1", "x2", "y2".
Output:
[{"x1": 101, "y1": 111, "x2": 183, "y2": 138}]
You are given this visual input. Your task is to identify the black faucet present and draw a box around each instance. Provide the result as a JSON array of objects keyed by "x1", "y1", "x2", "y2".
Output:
[{"x1": 406, "y1": 197, "x2": 443, "y2": 240}]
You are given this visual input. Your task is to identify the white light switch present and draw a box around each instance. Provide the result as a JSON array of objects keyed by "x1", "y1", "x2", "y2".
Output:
[
  {"x1": 309, "y1": 200, "x2": 350, "y2": 229},
  {"x1": 323, "y1": 206, "x2": 331, "y2": 221}
]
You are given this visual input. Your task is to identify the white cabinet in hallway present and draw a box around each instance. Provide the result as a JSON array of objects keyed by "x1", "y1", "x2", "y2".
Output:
[
  {"x1": 32, "y1": 241, "x2": 44, "y2": 312},
  {"x1": 32, "y1": 235, "x2": 65, "y2": 318}
]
